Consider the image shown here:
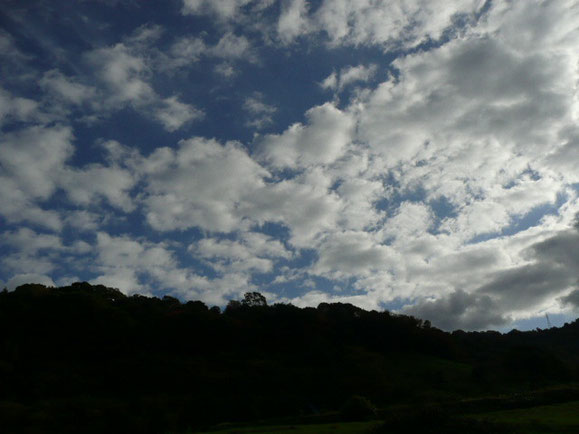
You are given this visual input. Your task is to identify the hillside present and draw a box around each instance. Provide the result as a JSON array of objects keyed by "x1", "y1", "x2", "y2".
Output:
[{"x1": 1, "y1": 283, "x2": 578, "y2": 433}]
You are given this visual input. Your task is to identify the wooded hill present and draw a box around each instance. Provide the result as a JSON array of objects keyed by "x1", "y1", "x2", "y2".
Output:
[{"x1": 1, "y1": 282, "x2": 578, "y2": 433}]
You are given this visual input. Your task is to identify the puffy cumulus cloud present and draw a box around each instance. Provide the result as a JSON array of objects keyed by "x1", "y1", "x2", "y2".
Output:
[
  {"x1": 0, "y1": 125, "x2": 73, "y2": 230},
  {"x1": 288, "y1": 0, "x2": 484, "y2": 48},
  {"x1": 382, "y1": 202, "x2": 434, "y2": 241},
  {"x1": 178, "y1": 0, "x2": 483, "y2": 49},
  {"x1": 171, "y1": 272, "x2": 256, "y2": 307},
  {"x1": 141, "y1": 137, "x2": 268, "y2": 232},
  {"x1": 192, "y1": 231, "x2": 292, "y2": 274},
  {"x1": 283, "y1": 289, "x2": 383, "y2": 312},
  {"x1": 154, "y1": 96, "x2": 204, "y2": 132},
  {"x1": 0, "y1": 123, "x2": 137, "y2": 228},
  {"x1": 181, "y1": 0, "x2": 255, "y2": 20},
  {"x1": 438, "y1": 175, "x2": 561, "y2": 241},
  {"x1": 335, "y1": 177, "x2": 385, "y2": 231},
  {"x1": 312, "y1": 231, "x2": 393, "y2": 279},
  {"x1": 3, "y1": 0, "x2": 579, "y2": 330},
  {"x1": 6, "y1": 274, "x2": 55, "y2": 291},
  {"x1": 277, "y1": 0, "x2": 310, "y2": 44},
  {"x1": 179, "y1": 0, "x2": 486, "y2": 49},
  {"x1": 81, "y1": 32, "x2": 204, "y2": 130},
  {"x1": 92, "y1": 232, "x2": 181, "y2": 295},
  {"x1": 543, "y1": 128, "x2": 579, "y2": 184},
  {"x1": 0, "y1": 226, "x2": 93, "y2": 278},
  {"x1": 402, "y1": 219, "x2": 579, "y2": 330},
  {"x1": 256, "y1": 102, "x2": 355, "y2": 169},
  {"x1": 0, "y1": 228, "x2": 64, "y2": 275},
  {"x1": 59, "y1": 165, "x2": 136, "y2": 212},
  {"x1": 0, "y1": 181, "x2": 62, "y2": 230},
  {"x1": 359, "y1": 36, "x2": 572, "y2": 167},
  {"x1": 320, "y1": 64, "x2": 377, "y2": 92},
  {"x1": 481, "y1": 0, "x2": 579, "y2": 54},
  {"x1": 243, "y1": 169, "x2": 343, "y2": 247},
  {"x1": 92, "y1": 232, "x2": 257, "y2": 306},
  {"x1": 0, "y1": 125, "x2": 73, "y2": 200},
  {"x1": 211, "y1": 32, "x2": 254, "y2": 59},
  {"x1": 351, "y1": 0, "x2": 579, "y2": 253},
  {"x1": 169, "y1": 32, "x2": 255, "y2": 70},
  {"x1": 1, "y1": 227, "x2": 64, "y2": 254},
  {"x1": 0, "y1": 87, "x2": 40, "y2": 126},
  {"x1": 244, "y1": 92, "x2": 277, "y2": 129},
  {"x1": 39, "y1": 70, "x2": 96, "y2": 106},
  {"x1": 63, "y1": 211, "x2": 103, "y2": 232},
  {"x1": 87, "y1": 43, "x2": 154, "y2": 106},
  {"x1": 0, "y1": 228, "x2": 87, "y2": 283},
  {"x1": 214, "y1": 62, "x2": 237, "y2": 79},
  {"x1": 169, "y1": 36, "x2": 207, "y2": 66}
]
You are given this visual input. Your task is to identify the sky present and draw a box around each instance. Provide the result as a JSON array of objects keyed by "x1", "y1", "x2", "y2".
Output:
[{"x1": 1, "y1": 0, "x2": 579, "y2": 331}]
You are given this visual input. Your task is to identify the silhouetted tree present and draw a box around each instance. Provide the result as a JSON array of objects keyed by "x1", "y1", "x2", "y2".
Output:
[
  {"x1": 225, "y1": 299, "x2": 242, "y2": 313},
  {"x1": 241, "y1": 291, "x2": 267, "y2": 307}
]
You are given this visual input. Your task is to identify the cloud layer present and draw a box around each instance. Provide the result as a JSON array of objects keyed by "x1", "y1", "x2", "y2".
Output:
[{"x1": 1, "y1": 0, "x2": 578, "y2": 330}]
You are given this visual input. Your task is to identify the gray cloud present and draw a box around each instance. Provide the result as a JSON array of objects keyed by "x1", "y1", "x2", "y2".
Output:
[
  {"x1": 560, "y1": 289, "x2": 579, "y2": 309},
  {"x1": 404, "y1": 289, "x2": 510, "y2": 331}
]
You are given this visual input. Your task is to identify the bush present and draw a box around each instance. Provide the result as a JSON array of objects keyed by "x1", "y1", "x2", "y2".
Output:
[{"x1": 339, "y1": 395, "x2": 377, "y2": 421}]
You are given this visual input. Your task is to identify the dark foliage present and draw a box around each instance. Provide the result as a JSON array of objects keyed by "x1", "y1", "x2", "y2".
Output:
[{"x1": 0, "y1": 283, "x2": 577, "y2": 433}]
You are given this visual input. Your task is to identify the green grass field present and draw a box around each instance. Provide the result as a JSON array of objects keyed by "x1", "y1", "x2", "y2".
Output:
[
  {"x1": 468, "y1": 400, "x2": 579, "y2": 433},
  {"x1": 184, "y1": 395, "x2": 579, "y2": 434},
  {"x1": 195, "y1": 421, "x2": 379, "y2": 434}
]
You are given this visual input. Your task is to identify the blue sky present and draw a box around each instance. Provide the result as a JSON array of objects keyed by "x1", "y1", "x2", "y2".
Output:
[{"x1": 1, "y1": 0, "x2": 579, "y2": 331}]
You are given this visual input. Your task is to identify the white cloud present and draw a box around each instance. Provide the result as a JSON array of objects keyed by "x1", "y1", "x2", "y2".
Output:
[
  {"x1": 81, "y1": 33, "x2": 206, "y2": 131},
  {"x1": 286, "y1": 0, "x2": 484, "y2": 48},
  {"x1": 92, "y1": 232, "x2": 178, "y2": 295},
  {"x1": 181, "y1": 0, "x2": 254, "y2": 20},
  {"x1": 169, "y1": 32, "x2": 255, "y2": 70},
  {"x1": 2, "y1": 0, "x2": 579, "y2": 330},
  {"x1": 214, "y1": 62, "x2": 237, "y2": 78},
  {"x1": 0, "y1": 125, "x2": 73, "y2": 199},
  {"x1": 59, "y1": 165, "x2": 136, "y2": 212},
  {"x1": 87, "y1": 43, "x2": 154, "y2": 106},
  {"x1": 211, "y1": 32, "x2": 253, "y2": 59},
  {"x1": 6, "y1": 274, "x2": 55, "y2": 291},
  {"x1": 243, "y1": 169, "x2": 343, "y2": 247},
  {"x1": 256, "y1": 102, "x2": 355, "y2": 168},
  {"x1": 383, "y1": 202, "x2": 434, "y2": 240},
  {"x1": 0, "y1": 87, "x2": 39, "y2": 126},
  {"x1": 277, "y1": 0, "x2": 310, "y2": 44},
  {"x1": 154, "y1": 96, "x2": 204, "y2": 132},
  {"x1": 335, "y1": 176, "x2": 385, "y2": 231},
  {"x1": 1, "y1": 228, "x2": 64, "y2": 254},
  {"x1": 0, "y1": 228, "x2": 65, "y2": 275},
  {"x1": 193, "y1": 231, "x2": 292, "y2": 274},
  {"x1": 321, "y1": 64, "x2": 377, "y2": 91},
  {"x1": 244, "y1": 92, "x2": 277, "y2": 129},
  {"x1": 0, "y1": 125, "x2": 73, "y2": 230},
  {"x1": 91, "y1": 231, "x2": 258, "y2": 306},
  {"x1": 169, "y1": 36, "x2": 206, "y2": 67},
  {"x1": 39, "y1": 69, "x2": 96, "y2": 105},
  {"x1": 142, "y1": 137, "x2": 268, "y2": 232},
  {"x1": 313, "y1": 230, "x2": 393, "y2": 279}
]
